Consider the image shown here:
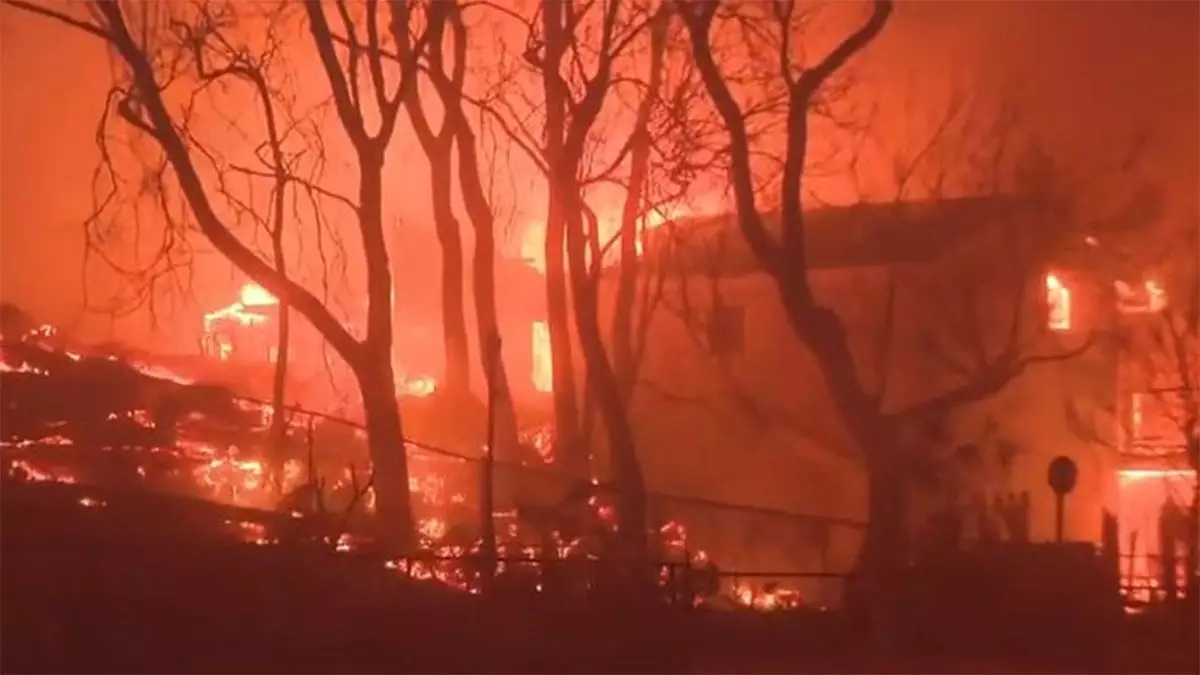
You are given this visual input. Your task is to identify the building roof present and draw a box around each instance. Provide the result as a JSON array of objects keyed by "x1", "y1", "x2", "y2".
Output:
[{"x1": 634, "y1": 194, "x2": 1034, "y2": 278}]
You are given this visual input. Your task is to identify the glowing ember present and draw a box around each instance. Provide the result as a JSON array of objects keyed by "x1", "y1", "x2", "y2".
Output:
[
  {"x1": 519, "y1": 424, "x2": 555, "y2": 463},
  {"x1": 732, "y1": 582, "x2": 801, "y2": 611},
  {"x1": 225, "y1": 519, "x2": 275, "y2": 546},
  {"x1": 1, "y1": 319, "x2": 811, "y2": 613},
  {"x1": 7, "y1": 459, "x2": 76, "y2": 484},
  {"x1": 1, "y1": 361, "x2": 48, "y2": 375},
  {"x1": 129, "y1": 362, "x2": 194, "y2": 385}
]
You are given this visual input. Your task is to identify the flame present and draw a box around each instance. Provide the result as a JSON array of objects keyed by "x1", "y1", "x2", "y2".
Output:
[
  {"x1": 7, "y1": 459, "x2": 76, "y2": 483},
  {"x1": 203, "y1": 284, "x2": 277, "y2": 332},
  {"x1": 1, "y1": 361, "x2": 48, "y2": 375},
  {"x1": 1115, "y1": 278, "x2": 1168, "y2": 315},
  {"x1": 731, "y1": 583, "x2": 800, "y2": 611},
  {"x1": 129, "y1": 362, "x2": 194, "y2": 385},
  {"x1": 400, "y1": 376, "x2": 436, "y2": 398},
  {"x1": 1045, "y1": 272, "x2": 1072, "y2": 332},
  {"x1": 1116, "y1": 467, "x2": 1197, "y2": 609},
  {"x1": 517, "y1": 204, "x2": 690, "y2": 273},
  {"x1": 240, "y1": 284, "x2": 278, "y2": 307},
  {"x1": 2, "y1": 319, "x2": 811, "y2": 612},
  {"x1": 531, "y1": 321, "x2": 552, "y2": 393}
]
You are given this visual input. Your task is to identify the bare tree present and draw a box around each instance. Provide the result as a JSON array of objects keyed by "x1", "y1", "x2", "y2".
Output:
[
  {"x1": 394, "y1": 1, "x2": 471, "y2": 398},
  {"x1": 675, "y1": 0, "x2": 1106, "y2": 612},
  {"x1": 533, "y1": 0, "x2": 676, "y2": 561},
  {"x1": 10, "y1": 0, "x2": 429, "y2": 550},
  {"x1": 400, "y1": 0, "x2": 522, "y2": 457},
  {"x1": 608, "y1": 8, "x2": 670, "y2": 397}
]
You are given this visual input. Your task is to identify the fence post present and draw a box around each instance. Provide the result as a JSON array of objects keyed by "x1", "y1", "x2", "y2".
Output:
[{"x1": 480, "y1": 334, "x2": 501, "y2": 590}]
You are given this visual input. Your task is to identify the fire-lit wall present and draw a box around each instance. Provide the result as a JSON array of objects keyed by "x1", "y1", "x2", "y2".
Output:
[{"x1": 587, "y1": 200, "x2": 1124, "y2": 572}]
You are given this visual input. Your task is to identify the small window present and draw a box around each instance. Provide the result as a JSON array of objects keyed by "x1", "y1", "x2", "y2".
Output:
[{"x1": 707, "y1": 304, "x2": 744, "y2": 358}]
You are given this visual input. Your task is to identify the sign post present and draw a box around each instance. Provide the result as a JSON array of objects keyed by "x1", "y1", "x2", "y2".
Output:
[{"x1": 1047, "y1": 455, "x2": 1079, "y2": 543}]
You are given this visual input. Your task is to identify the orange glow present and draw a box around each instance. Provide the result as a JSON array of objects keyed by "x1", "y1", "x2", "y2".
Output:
[
  {"x1": 1130, "y1": 392, "x2": 1144, "y2": 439},
  {"x1": 1115, "y1": 278, "x2": 1168, "y2": 314},
  {"x1": 129, "y1": 361, "x2": 194, "y2": 385},
  {"x1": 517, "y1": 204, "x2": 690, "y2": 273},
  {"x1": 1116, "y1": 467, "x2": 1197, "y2": 607},
  {"x1": 399, "y1": 376, "x2": 436, "y2": 398},
  {"x1": 1119, "y1": 468, "x2": 1196, "y2": 481},
  {"x1": 1045, "y1": 273, "x2": 1072, "y2": 331},
  {"x1": 531, "y1": 321, "x2": 552, "y2": 393}
]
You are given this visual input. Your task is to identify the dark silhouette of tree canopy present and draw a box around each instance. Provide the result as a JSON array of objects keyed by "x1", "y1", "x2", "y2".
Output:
[
  {"x1": 9, "y1": 0, "x2": 433, "y2": 550},
  {"x1": 674, "y1": 0, "x2": 1111, "y2": 622}
]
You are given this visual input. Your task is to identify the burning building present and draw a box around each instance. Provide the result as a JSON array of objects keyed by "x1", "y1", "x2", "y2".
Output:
[{"x1": 586, "y1": 195, "x2": 1192, "y2": 585}]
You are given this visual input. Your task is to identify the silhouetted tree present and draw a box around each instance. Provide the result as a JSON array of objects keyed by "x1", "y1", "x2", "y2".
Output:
[
  {"x1": 396, "y1": 0, "x2": 522, "y2": 457},
  {"x1": 675, "y1": 0, "x2": 1107, "y2": 618},
  {"x1": 10, "y1": 0, "x2": 432, "y2": 550},
  {"x1": 395, "y1": 1, "x2": 471, "y2": 399},
  {"x1": 534, "y1": 0, "x2": 662, "y2": 559}
]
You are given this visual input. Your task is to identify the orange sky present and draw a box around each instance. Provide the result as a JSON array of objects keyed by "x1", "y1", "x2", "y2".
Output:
[{"x1": 1, "y1": 1, "x2": 1196, "y2": 350}]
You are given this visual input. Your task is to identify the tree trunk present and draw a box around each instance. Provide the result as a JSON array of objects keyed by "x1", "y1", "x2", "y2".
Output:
[
  {"x1": 359, "y1": 147, "x2": 414, "y2": 550},
  {"x1": 453, "y1": 118, "x2": 521, "y2": 461},
  {"x1": 857, "y1": 461, "x2": 910, "y2": 579},
  {"x1": 546, "y1": 194, "x2": 586, "y2": 477},
  {"x1": 846, "y1": 452, "x2": 910, "y2": 642},
  {"x1": 268, "y1": 172, "x2": 290, "y2": 475},
  {"x1": 429, "y1": 154, "x2": 471, "y2": 396},
  {"x1": 565, "y1": 200, "x2": 648, "y2": 562},
  {"x1": 359, "y1": 361, "x2": 415, "y2": 552},
  {"x1": 612, "y1": 7, "x2": 667, "y2": 396},
  {"x1": 539, "y1": 0, "x2": 586, "y2": 479},
  {"x1": 268, "y1": 302, "x2": 290, "y2": 469},
  {"x1": 470, "y1": 221, "x2": 520, "y2": 461}
]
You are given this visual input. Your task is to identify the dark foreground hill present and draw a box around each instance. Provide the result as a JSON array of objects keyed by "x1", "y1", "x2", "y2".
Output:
[{"x1": 2, "y1": 480, "x2": 1197, "y2": 674}]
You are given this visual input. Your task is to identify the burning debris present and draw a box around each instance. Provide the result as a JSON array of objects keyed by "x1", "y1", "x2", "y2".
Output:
[{"x1": 1, "y1": 321, "x2": 801, "y2": 611}]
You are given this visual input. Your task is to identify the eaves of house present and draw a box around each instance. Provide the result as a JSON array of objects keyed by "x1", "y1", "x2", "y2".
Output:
[{"x1": 627, "y1": 194, "x2": 1038, "y2": 279}]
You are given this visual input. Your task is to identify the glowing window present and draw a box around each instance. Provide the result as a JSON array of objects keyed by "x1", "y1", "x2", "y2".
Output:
[
  {"x1": 1115, "y1": 279, "x2": 1168, "y2": 315},
  {"x1": 1045, "y1": 273, "x2": 1071, "y2": 332},
  {"x1": 531, "y1": 321, "x2": 553, "y2": 393}
]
